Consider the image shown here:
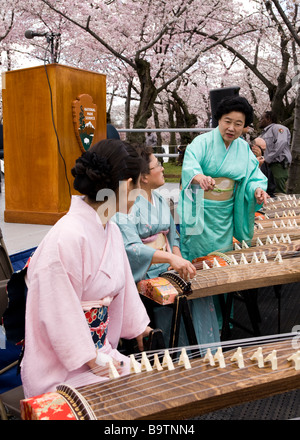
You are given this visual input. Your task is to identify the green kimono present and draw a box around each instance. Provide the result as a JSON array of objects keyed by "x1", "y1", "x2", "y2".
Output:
[
  {"x1": 178, "y1": 127, "x2": 268, "y2": 328},
  {"x1": 178, "y1": 127, "x2": 268, "y2": 260}
]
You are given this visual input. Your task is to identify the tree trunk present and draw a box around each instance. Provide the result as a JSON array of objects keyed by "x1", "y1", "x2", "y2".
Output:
[
  {"x1": 153, "y1": 107, "x2": 164, "y2": 164},
  {"x1": 153, "y1": 107, "x2": 162, "y2": 147},
  {"x1": 287, "y1": 81, "x2": 300, "y2": 194},
  {"x1": 171, "y1": 90, "x2": 198, "y2": 146},
  {"x1": 167, "y1": 101, "x2": 177, "y2": 164},
  {"x1": 125, "y1": 80, "x2": 132, "y2": 141},
  {"x1": 128, "y1": 59, "x2": 158, "y2": 143}
]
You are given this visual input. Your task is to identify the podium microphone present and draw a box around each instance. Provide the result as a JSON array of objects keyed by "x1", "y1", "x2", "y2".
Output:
[{"x1": 25, "y1": 30, "x2": 49, "y2": 39}]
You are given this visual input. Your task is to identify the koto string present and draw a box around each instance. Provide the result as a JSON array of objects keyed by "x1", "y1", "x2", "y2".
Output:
[
  {"x1": 61, "y1": 337, "x2": 298, "y2": 419},
  {"x1": 98, "y1": 365, "x2": 296, "y2": 419},
  {"x1": 64, "y1": 333, "x2": 297, "y2": 403},
  {"x1": 93, "y1": 365, "x2": 295, "y2": 419},
  {"x1": 180, "y1": 250, "x2": 300, "y2": 289},
  {"x1": 86, "y1": 343, "x2": 292, "y2": 409},
  {"x1": 81, "y1": 336, "x2": 298, "y2": 418},
  {"x1": 89, "y1": 342, "x2": 292, "y2": 410},
  {"x1": 67, "y1": 333, "x2": 296, "y2": 392},
  {"x1": 81, "y1": 335, "x2": 294, "y2": 401},
  {"x1": 65, "y1": 334, "x2": 287, "y2": 390}
]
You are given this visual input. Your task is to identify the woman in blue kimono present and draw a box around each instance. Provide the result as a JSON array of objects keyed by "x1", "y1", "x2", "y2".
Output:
[
  {"x1": 178, "y1": 96, "x2": 269, "y2": 325},
  {"x1": 114, "y1": 145, "x2": 220, "y2": 348}
]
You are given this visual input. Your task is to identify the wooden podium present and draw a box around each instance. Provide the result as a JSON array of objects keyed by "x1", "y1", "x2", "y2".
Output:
[{"x1": 2, "y1": 64, "x2": 106, "y2": 225}]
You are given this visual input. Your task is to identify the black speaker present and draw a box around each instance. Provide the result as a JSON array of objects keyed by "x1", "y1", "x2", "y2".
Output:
[{"x1": 209, "y1": 86, "x2": 240, "y2": 128}]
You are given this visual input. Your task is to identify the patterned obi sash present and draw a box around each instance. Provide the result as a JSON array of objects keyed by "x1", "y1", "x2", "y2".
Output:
[
  {"x1": 81, "y1": 298, "x2": 112, "y2": 350},
  {"x1": 141, "y1": 230, "x2": 171, "y2": 253},
  {"x1": 204, "y1": 177, "x2": 235, "y2": 201}
]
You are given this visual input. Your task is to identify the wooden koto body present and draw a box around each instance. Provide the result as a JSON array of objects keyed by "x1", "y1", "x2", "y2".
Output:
[
  {"x1": 138, "y1": 193, "x2": 300, "y2": 305},
  {"x1": 137, "y1": 240, "x2": 300, "y2": 304},
  {"x1": 188, "y1": 241, "x2": 300, "y2": 299},
  {"x1": 20, "y1": 335, "x2": 300, "y2": 420},
  {"x1": 262, "y1": 194, "x2": 300, "y2": 217}
]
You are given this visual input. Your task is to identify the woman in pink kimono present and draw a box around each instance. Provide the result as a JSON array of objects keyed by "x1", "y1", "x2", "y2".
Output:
[{"x1": 21, "y1": 139, "x2": 151, "y2": 398}]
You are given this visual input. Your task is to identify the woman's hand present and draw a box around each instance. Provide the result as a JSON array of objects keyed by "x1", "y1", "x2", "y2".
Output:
[
  {"x1": 168, "y1": 254, "x2": 196, "y2": 281},
  {"x1": 192, "y1": 174, "x2": 215, "y2": 191},
  {"x1": 255, "y1": 187, "x2": 269, "y2": 205},
  {"x1": 136, "y1": 326, "x2": 153, "y2": 352},
  {"x1": 87, "y1": 352, "x2": 124, "y2": 377},
  {"x1": 151, "y1": 249, "x2": 196, "y2": 281}
]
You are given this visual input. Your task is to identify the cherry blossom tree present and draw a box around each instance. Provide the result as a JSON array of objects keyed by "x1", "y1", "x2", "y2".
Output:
[
  {"x1": 196, "y1": 0, "x2": 299, "y2": 125},
  {"x1": 6, "y1": 0, "x2": 264, "y2": 142},
  {"x1": 0, "y1": 7, "x2": 15, "y2": 45},
  {"x1": 0, "y1": 2, "x2": 18, "y2": 121},
  {"x1": 0, "y1": 0, "x2": 298, "y2": 154},
  {"x1": 265, "y1": 0, "x2": 300, "y2": 193}
]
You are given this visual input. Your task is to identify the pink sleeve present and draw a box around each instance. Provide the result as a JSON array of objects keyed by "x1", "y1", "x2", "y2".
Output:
[
  {"x1": 28, "y1": 259, "x2": 96, "y2": 372},
  {"x1": 106, "y1": 234, "x2": 150, "y2": 347},
  {"x1": 120, "y1": 245, "x2": 150, "y2": 339}
]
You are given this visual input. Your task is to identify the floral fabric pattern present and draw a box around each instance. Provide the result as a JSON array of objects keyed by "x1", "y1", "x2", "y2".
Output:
[
  {"x1": 84, "y1": 306, "x2": 109, "y2": 349},
  {"x1": 21, "y1": 392, "x2": 76, "y2": 420}
]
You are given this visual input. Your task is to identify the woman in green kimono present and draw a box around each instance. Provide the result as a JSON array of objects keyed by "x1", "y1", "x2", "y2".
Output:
[
  {"x1": 114, "y1": 146, "x2": 220, "y2": 348},
  {"x1": 178, "y1": 96, "x2": 269, "y2": 325}
]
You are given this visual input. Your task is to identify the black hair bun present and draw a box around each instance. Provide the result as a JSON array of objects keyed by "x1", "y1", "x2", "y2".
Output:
[{"x1": 71, "y1": 151, "x2": 112, "y2": 197}]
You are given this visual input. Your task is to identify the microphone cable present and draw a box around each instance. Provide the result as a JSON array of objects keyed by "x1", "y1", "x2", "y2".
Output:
[{"x1": 43, "y1": 36, "x2": 72, "y2": 200}]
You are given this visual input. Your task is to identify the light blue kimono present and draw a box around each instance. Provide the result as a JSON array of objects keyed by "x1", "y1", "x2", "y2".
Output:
[
  {"x1": 114, "y1": 191, "x2": 220, "y2": 349},
  {"x1": 178, "y1": 127, "x2": 268, "y2": 327},
  {"x1": 114, "y1": 191, "x2": 179, "y2": 283}
]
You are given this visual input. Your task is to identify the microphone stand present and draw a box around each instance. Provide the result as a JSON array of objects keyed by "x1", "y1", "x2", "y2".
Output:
[{"x1": 46, "y1": 33, "x2": 61, "y2": 64}]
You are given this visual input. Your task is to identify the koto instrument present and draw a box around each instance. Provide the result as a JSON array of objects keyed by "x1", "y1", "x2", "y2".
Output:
[
  {"x1": 136, "y1": 194, "x2": 300, "y2": 347},
  {"x1": 262, "y1": 194, "x2": 300, "y2": 213},
  {"x1": 20, "y1": 196, "x2": 300, "y2": 420},
  {"x1": 138, "y1": 240, "x2": 300, "y2": 304},
  {"x1": 138, "y1": 194, "x2": 300, "y2": 305},
  {"x1": 20, "y1": 333, "x2": 300, "y2": 420}
]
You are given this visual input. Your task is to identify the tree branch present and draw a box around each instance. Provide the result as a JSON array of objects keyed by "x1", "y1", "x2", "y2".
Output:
[
  {"x1": 266, "y1": 0, "x2": 300, "y2": 47},
  {"x1": 0, "y1": 10, "x2": 14, "y2": 43},
  {"x1": 136, "y1": 0, "x2": 195, "y2": 56},
  {"x1": 40, "y1": 0, "x2": 136, "y2": 69},
  {"x1": 194, "y1": 29, "x2": 275, "y2": 92}
]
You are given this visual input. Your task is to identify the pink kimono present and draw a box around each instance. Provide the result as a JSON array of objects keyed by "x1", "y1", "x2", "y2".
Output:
[{"x1": 21, "y1": 196, "x2": 149, "y2": 398}]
